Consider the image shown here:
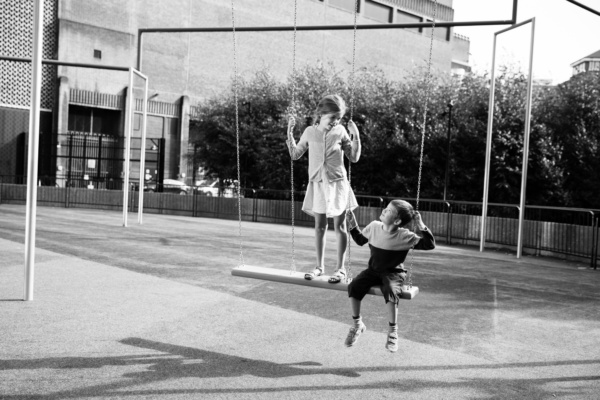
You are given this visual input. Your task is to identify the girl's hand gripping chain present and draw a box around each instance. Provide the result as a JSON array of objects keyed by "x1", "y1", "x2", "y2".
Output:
[
  {"x1": 287, "y1": 116, "x2": 296, "y2": 140},
  {"x1": 347, "y1": 120, "x2": 360, "y2": 141}
]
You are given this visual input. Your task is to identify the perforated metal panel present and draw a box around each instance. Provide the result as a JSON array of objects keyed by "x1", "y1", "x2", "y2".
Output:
[{"x1": 0, "y1": 0, "x2": 58, "y2": 109}]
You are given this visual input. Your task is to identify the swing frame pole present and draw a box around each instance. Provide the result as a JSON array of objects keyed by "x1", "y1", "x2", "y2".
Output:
[{"x1": 480, "y1": 18, "x2": 536, "y2": 258}]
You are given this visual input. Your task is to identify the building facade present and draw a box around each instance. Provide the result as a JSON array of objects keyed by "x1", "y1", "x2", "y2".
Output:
[
  {"x1": 1, "y1": 0, "x2": 469, "y2": 188},
  {"x1": 571, "y1": 49, "x2": 600, "y2": 76}
]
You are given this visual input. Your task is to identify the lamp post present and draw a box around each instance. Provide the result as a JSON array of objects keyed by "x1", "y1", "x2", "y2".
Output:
[{"x1": 443, "y1": 100, "x2": 454, "y2": 202}]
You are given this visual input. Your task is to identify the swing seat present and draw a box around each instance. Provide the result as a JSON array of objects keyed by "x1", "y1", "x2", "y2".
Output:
[{"x1": 231, "y1": 265, "x2": 419, "y2": 299}]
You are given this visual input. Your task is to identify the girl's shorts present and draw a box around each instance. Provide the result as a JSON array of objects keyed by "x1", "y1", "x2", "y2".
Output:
[{"x1": 348, "y1": 268, "x2": 407, "y2": 305}]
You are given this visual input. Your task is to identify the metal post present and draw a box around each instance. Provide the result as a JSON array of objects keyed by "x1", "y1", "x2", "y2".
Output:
[
  {"x1": 443, "y1": 100, "x2": 453, "y2": 202},
  {"x1": 24, "y1": 0, "x2": 44, "y2": 301},
  {"x1": 137, "y1": 74, "x2": 149, "y2": 224},
  {"x1": 122, "y1": 68, "x2": 134, "y2": 227},
  {"x1": 482, "y1": 18, "x2": 536, "y2": 255},
  {"x1": 97, "y1": 135, "x2": 103, "y2": 184},
  {"x1": 516, "y1": 19, "x2": 536, "y2": 258},
  {"x1": 480, "y1": 34, "x2": 498, "y2": 252}
]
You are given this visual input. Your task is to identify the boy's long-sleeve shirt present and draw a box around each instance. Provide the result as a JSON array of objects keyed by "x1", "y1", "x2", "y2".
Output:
[
  {"x1": 287, "y1": 125, "x2": 360, "y2": 183},
  {"x1": 349, "y1": 221, "x2": 435, "y2": 273}
]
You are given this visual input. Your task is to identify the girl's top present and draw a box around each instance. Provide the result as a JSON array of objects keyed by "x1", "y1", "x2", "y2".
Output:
[
  {"x1": 349, "y1": 221, "x2": 435, "y2": 273},
  {"x1": 287, "y1": 125, "x2": 361, "y2": 183}
]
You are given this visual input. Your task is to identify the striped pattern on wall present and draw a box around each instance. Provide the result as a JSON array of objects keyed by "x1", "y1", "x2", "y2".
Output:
[
  {"x1": 381, "y1": 0, "x2": 454, "y2": 21},
  {"x1": 135, "y1": 99, "x2": 180, "y2": 117},
  {"x1": 70, "y1": 89, "x2": 123, "y2": 110}
]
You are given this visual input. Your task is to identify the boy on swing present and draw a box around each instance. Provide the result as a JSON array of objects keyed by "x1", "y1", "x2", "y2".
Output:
[{"x1": 345, "y1": 200, "x2": 435, "y2": 352}]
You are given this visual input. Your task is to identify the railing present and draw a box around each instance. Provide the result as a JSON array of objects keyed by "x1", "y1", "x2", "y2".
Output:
[{"x1": 1, "y1": 175, "x2": 598, "y2": 269}]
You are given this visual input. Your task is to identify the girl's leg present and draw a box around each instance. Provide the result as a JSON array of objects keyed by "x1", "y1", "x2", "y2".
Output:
[
  {"x1": 333, "y1": 213, "x2": 348, "y2": 271},
  {"x1": 314, "y1": 213, "x2": 327, "y2": 269}
]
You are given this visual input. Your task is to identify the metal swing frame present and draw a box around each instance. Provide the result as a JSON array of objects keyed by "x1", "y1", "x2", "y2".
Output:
[{"x1": 227, "y1": 0, "x2": 441, "y2": 300}]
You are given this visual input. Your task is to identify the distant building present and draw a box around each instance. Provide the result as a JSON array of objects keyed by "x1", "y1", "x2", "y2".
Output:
[
  {"x1": 571, "y1": 49, "x2": 600, "y2": 75},
  {"x1": 1, "y1": 0, "x2": 470, "y2": 188}
]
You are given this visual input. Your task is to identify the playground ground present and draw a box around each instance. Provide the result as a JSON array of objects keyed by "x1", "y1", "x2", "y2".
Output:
[{"x1": 0, "y1": 203, "x2": 599, "y2": 399}]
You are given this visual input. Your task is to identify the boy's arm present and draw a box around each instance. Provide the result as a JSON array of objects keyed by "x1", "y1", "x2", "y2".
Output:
[
  {"x1": 412, "y1": 212, "x2": 435, "y2": 250},
  {"x1": 346, "y1": 210, "x2": 368, "y2": 246},
  {"x1": 414, "y1": 227, "x2": 435, "y2": 250}
]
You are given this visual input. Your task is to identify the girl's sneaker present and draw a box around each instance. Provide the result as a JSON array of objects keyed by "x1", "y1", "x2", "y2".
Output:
[{"x1": 345, "y1": 321, "x2": 366, "y2": 347}]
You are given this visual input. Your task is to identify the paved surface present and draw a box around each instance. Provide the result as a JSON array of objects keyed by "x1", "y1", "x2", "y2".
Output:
[{"x1": 0, "y1": 204, "x2": 599, "y2": 399}]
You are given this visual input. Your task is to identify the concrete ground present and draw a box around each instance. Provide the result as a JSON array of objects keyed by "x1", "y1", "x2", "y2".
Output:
[{"x1": 0, "y1": 204, "x2": 599, "y2": 400}]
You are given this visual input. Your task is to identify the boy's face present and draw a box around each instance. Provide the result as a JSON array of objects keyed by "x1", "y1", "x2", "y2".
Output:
[{"x1": 380, "y1": 203, "x2": 401, "y2": 226}]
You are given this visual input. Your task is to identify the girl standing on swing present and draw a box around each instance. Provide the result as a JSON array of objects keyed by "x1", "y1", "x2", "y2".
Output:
[{"x1": 286, "y1": 94, "x2": 361, "y2": 284}]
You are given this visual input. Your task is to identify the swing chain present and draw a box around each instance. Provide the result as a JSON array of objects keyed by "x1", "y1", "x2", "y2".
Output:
[
  {"x1": 231, "y1": 0, "x2": 244, "y2": 268},
  {"x1": 408, "y1": 0, "x2": 437, "y2": 289},
  {"x1": 289, "y1": 0, "x2": 298, "y2": 274},
  {"x1": 345, "y1": 0, "x2": 359, "y2": 283},
  {"x1": 349, "y1": 0, "x2": 358, "y2": 122}
]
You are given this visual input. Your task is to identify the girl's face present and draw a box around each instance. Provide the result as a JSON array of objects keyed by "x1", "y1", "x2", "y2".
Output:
[
  {"x1": 318, "y1": 113, "x2": 341, "y2": 131},
  {"x1": 380, "y1": 203, "x2": 401, "y2": 226}
]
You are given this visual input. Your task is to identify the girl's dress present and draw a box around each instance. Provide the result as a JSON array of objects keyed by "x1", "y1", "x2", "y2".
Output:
[
  {"x1": 303, "y1": 168, "x2": 357, "y2": 217},
  {"x1": 287, "y1": 124, "x2": 361, "y2": 218}
]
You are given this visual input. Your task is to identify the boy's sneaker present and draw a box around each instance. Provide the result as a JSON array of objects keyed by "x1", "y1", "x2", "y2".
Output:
[
  {"x1": 386, "y1": 329, "x2": 398, "y2": 353},
  {"x1": 345, "y1": 321, "x2": 366, "y2": 347}
]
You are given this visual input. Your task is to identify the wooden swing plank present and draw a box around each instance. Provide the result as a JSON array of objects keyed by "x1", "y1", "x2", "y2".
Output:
[{"x1": 231, "y1": 265, "x2": 418, "y2": 299}]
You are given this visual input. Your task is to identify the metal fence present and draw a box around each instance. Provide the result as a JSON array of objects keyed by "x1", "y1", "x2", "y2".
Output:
[{"x1": 1, "y1": 178, "x2": 598, "y2": 269}]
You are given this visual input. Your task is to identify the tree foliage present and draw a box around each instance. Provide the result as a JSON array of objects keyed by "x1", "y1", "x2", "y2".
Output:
[{"x1": 190, "y1": 65, "x2": 600, "y2": 209}]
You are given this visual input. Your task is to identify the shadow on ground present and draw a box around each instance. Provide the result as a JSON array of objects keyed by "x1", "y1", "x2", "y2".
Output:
[{"x1": 1, "y1": 338, "x2": 598, "y2": 399}]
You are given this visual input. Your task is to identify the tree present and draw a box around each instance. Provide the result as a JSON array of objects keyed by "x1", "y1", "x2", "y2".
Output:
[
  {"x1": 541, "y1": 71, "x2": 600, "y2": 208},
  {"x1": 189, "y1": 64, "x2": 596, "y2": 208}
]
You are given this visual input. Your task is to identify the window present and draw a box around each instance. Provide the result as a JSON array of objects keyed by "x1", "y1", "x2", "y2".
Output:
[
  {"x1": 329, "y1": 0, "x2": 358, "y2": 13},
  {"x1": 68, "y1": 105, "x2": 119, "y2": 135},
  {"x1": 425, "y1": 20, "x2": 450, "y2": 41},
  {"x1": 590, "y1": 61, "x2": 600, "y2": 71},
  {"x1": 93, "y1": 49, "x2": 102, "y2": 59},
  {"x1": 397, "y1": 10, "x2": 422, "y2": 33},
  {"x1": 364, "y1": 0, "x2": 392, "y2": 23}
]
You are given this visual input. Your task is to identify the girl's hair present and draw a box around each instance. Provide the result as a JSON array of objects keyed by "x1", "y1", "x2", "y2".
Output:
[
  {"x1": 313, "y1": 94, "x2": 347, "y2": 124},
  {"x1": 389, "y1": 200, "x2": 417, "y2": 227}
]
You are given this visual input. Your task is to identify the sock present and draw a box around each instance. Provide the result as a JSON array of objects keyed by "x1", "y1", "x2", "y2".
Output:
[
  {"x1": 389, "y1": 322, "x2": 398, "y2": 332},
  {"x1": 352, "y1": 316, "x2": 362, "y2": 325}
]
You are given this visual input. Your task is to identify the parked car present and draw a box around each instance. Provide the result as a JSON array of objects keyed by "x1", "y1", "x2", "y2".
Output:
[
  {"x1": 195, "y1": 179, "x2": 219, "y2": 196},
  {"x1": 195, "y1": 179, "x2": 242, "y2": 198},
  {"x1": 144, "y1": 179, "x2": 191, "y2": 195}
]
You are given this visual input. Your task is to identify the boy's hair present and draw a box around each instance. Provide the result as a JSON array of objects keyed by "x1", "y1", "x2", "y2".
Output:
[
  {"x1": 389, "y1": 200, "x2": 416, "y2": 227},
  {"x1": 313, "y1": 94, "x2": 347, "y2": 124}
]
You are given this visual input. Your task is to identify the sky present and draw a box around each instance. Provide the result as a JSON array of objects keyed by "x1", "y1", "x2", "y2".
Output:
[{"x1": 452, "y1": 0, "x2": 600, "y2": 84}]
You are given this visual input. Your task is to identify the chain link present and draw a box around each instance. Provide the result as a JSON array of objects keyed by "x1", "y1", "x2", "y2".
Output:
[
  {"x1": 407, "y1": 0, "x2": 438, "y2": 289},
  {"x1": 231, "y1": 0, "x2": 244, "y2": 268},
  {"x1": 344, "y1": 0, "x2": 359, "y2": 283},
  {"x1": 289, "y1": 0, "x2": 298, "y2": 274}
]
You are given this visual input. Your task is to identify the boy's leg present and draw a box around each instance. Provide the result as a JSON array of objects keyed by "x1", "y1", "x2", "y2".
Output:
[
  {"x1": 386, "y1": 300, "x2": 398, "y2": 325},
  {"x1": 351, "y1": 296, "x2": 361, "y2": 318},
  {"x1": 385, "y1": 301, "x2": 399, "y2": 353},
  {"x1": 332, "y1": 213, "x2": 347, "y2": 271},
  {"x1": 345, "y1": 297, "x2": 366, "y2": 347}
]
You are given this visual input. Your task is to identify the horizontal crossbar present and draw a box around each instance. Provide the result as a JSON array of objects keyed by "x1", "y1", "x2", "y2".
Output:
[{"x1": 231, "y1": 265, "x2": 418, "y2": 300}]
